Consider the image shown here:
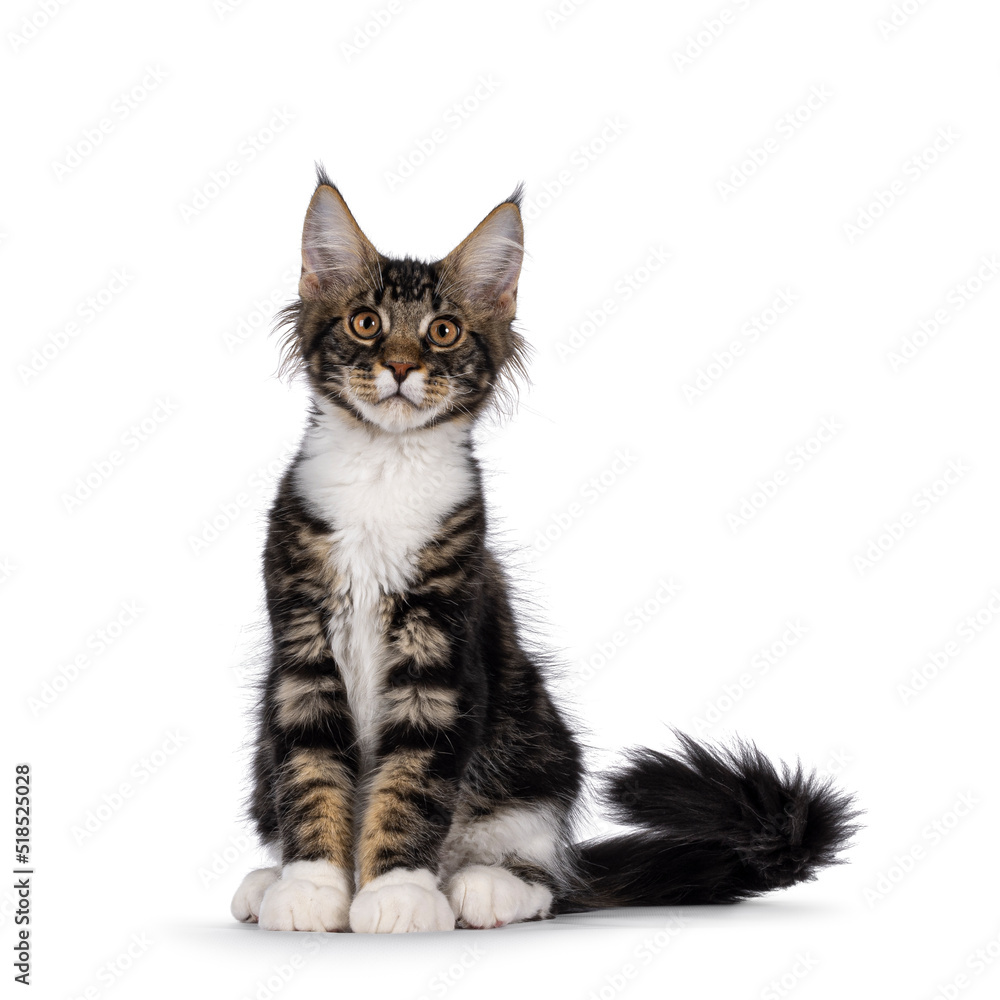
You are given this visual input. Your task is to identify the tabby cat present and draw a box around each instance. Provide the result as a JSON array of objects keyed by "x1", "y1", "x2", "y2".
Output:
[{"x1": 230, "y1": 170, "x2": 857, "y2": 933}]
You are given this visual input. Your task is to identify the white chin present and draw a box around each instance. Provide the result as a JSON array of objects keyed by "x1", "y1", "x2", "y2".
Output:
[{"x1": 352, "y1": 396, "x2": 445, "y2": 431}]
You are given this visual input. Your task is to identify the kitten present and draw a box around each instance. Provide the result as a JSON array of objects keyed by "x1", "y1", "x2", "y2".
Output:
[{"x1": 230, "y1": 169, "x2": 858, "y2": 933}]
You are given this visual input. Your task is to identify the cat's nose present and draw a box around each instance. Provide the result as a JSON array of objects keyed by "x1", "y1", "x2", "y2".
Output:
[{"x1": 384, "y1": 360, "x2": 418, "y2": 384}]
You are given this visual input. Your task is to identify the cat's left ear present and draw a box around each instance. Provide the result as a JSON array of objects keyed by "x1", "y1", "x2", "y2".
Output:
[{"x1": 437, "y1": 192, "x2": 524, "y2": 320}]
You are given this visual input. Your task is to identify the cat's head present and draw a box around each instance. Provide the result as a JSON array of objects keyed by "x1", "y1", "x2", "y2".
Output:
[{"x1": 278, "y1": 168, "x2": 526, "y2": 433}]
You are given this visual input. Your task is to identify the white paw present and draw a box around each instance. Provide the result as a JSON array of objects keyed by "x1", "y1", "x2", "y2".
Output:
[
  {"x1": 257, "y1": 861, "x2": 352, "y2": 932},
  {"x1": 349, "y1": 868, "x2": 455, "y2": 934},
  {"x1": 231, "y1": 867, "x2": 280, "y2": 923},
  {"x1": 447, "y1": 865, "x2": 552, "y2": 928}
]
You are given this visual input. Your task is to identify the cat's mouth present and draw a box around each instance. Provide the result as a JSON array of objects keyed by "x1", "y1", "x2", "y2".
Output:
[
  {"x1": 384, "y1": 390, "x2": 415, "y2": 405},
  {"x1": 362, "y1": 392, "x2": 454, "y2": 432},
  {"x1": 344, "y1": 371, "x2": 455, "y2": 431}
]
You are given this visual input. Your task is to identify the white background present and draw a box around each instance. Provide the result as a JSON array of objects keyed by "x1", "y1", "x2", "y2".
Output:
[{"x1": 4, "y1": 0, "x2": 1000, "y2": 997}]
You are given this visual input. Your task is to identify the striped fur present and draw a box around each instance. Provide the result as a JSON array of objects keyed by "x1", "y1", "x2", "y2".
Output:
[{"x1": 232, "y1": 172, "x2": 859, "y2": 933}]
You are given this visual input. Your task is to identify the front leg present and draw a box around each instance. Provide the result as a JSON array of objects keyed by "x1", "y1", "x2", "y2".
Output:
[
  {"x1": 349, "y1": 601, "x2": 480, "y2": 933},
  {"x1": 235, "y1": 651, "x2": 358, "y2": 931},
  {"x1": 234, "y1": 493, "x2": 359, "y2": 931}
]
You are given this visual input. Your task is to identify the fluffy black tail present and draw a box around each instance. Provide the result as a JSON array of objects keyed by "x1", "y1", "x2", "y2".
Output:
[{"x1": 557, "y1": 733, "x2": 860, "y2": 912}]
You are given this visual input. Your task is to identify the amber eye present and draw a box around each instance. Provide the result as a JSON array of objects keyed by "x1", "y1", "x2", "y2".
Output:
[
  {"x1": 426, "y1": 317, "x2": 462, "y2": 348},
  {"x1": 349, "y1": 310, "x2": 382, "y2": 340}
]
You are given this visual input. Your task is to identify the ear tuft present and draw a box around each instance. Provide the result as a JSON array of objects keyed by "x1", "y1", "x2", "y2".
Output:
[
  {"x1": 300, "y1": 182, "x2": 380, "y2": 299},
  {"x1": 437, "y1": 197, "x2": 524, "y2": 319},
  {"x1": 314, "y1": 161, "x2": 334, "y2": 190}
]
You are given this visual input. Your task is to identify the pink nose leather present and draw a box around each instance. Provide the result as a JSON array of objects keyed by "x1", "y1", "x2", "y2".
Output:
[{"x1": 385, "y1": 361, "x2": 417, "y2": 383}]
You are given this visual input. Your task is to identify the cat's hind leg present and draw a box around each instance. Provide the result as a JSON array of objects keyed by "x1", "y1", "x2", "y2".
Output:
[
  {"x1": 447, "y1": 863, "x2": 553, "y2": 929},
  {"x1": 231, "y1": 866, "x2": 280, "y2": 923},
  {"x1": 440, "y1": 800, "x2": 569, "y2": 928}
]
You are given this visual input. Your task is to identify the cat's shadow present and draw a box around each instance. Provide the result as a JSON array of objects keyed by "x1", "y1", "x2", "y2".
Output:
[{"x1": 189, "y1": 899, "x2": 842, "y2": 946}]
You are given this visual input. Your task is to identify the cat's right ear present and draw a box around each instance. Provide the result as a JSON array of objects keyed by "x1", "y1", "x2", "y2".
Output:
[{"x1": 299, "y1": 184, "x2": 380, "y2": 300}]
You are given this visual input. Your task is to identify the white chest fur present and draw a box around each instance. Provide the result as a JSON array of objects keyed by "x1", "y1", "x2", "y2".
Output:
[{"x1": 293, "y1": 405, "x2": 476, "y2": 766}]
